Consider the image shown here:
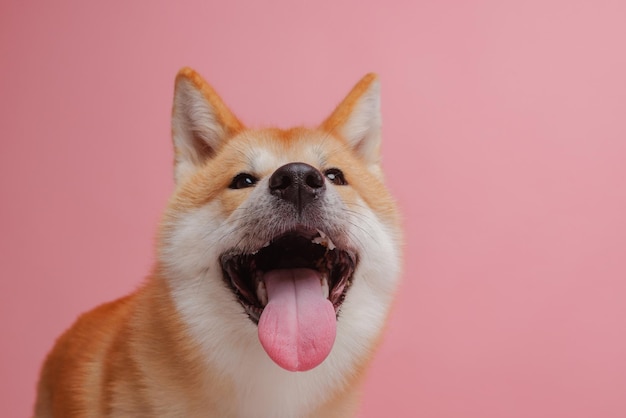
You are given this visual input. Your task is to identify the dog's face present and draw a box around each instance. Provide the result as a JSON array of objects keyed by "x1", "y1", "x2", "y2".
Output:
[{"x1": 158, "y1": 69, "x2": 401, "y2": 396}]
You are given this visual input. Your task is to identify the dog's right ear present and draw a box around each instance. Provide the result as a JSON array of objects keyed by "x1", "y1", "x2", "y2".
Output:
[{"x1": 171, "y1": 68, "x2": 244, "y2": 183}]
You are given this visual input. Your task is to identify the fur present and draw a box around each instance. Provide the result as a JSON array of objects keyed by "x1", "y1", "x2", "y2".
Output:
[{"x1": 34, "y1": 68, "x2": 402, "y2": 418}]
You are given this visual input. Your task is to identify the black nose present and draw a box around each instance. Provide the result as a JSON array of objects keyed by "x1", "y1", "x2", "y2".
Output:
[{"x1": 269, "y1": 162, "x2": 325, "y2": 212}]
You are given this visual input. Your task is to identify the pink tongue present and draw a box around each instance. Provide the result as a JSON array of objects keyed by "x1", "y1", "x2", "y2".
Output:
[{"x1": 258, "y1": 268, "x2": 337, "y2": 371}]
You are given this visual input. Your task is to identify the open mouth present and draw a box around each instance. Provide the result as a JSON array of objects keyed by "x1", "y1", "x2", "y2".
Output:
[{"x1": 220, "y1": 228, "x2": 358, "y2": 324}]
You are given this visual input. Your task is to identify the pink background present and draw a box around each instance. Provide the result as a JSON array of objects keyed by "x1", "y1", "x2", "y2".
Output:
[{"x1": 2, "y1": 1, "x2": 626, "y2": 417}]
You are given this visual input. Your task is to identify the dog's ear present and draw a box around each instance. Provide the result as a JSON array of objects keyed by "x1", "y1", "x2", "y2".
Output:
[
  {"x1": 320, "y1": 73, "x2": 382, "y2": 169},
  {"x1": 171, "y1": 67, "x2": 244, "y2": 183}
]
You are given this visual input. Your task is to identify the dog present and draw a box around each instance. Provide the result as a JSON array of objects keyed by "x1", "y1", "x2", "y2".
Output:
[{"x1": 34, "y1": 68, "x2": 402, "y2": 418}]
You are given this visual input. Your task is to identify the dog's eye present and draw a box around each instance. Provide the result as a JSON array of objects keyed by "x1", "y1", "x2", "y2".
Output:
[
  {"x1": 324, "y1": 168, "x2": 348, "y2": 185},
  {"x1": 229, "y1": 173, "x2": 258, "y2": 189}
]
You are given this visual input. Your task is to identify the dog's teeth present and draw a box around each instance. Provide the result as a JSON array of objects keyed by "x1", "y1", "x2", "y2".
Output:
[
  {"x1": 257, "y1": 280, "x2": 268, "y2": 306},
  {"x1": 312, "y1": 229, "x2": 336, "y2": 250},
  {"x1": 321, "y1": 276, "x2": 330, "y2": 299}
]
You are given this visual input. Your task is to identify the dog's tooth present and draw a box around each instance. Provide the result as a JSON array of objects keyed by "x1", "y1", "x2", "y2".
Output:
[
  {"x1": 312, "y1": 229, "x2": 336, "y2": 250},
  {"x1": 257, "y1": 280, "x2": 268, "y2": 306},
  {"x1": 311, "y1": 236, "x2": 324, "y2": 245},
  {"x1": 321, "y1": 275, "x2": 330, "y2": 299}
]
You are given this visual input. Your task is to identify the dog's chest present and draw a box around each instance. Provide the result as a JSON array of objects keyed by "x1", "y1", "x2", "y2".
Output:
[{"x1": 228, "y1": 365, "x2": 334, "y2": 418}]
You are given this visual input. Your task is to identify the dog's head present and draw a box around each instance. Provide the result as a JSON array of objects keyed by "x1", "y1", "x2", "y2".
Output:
[{"x1": 158, "y1": 68, "x2": 402, "y2": 376}]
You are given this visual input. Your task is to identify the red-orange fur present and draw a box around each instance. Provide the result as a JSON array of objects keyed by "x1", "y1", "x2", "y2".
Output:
[{"x1": 34, "y1": 69, "x2": 400, "y2": 418}]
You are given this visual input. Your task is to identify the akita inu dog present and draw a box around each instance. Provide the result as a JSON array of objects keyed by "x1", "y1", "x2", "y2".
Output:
[{"x1": 34, "y1": 68, "x2": 402, "y2": 418}]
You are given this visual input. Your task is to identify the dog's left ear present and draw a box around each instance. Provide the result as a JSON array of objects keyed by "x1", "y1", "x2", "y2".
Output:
[
  {"x1": 320, "y1": 73, "x2": 382, "y2": 169},
  {"x1": 171, "y1": 68, "x2": 244, "y2": 183}
]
